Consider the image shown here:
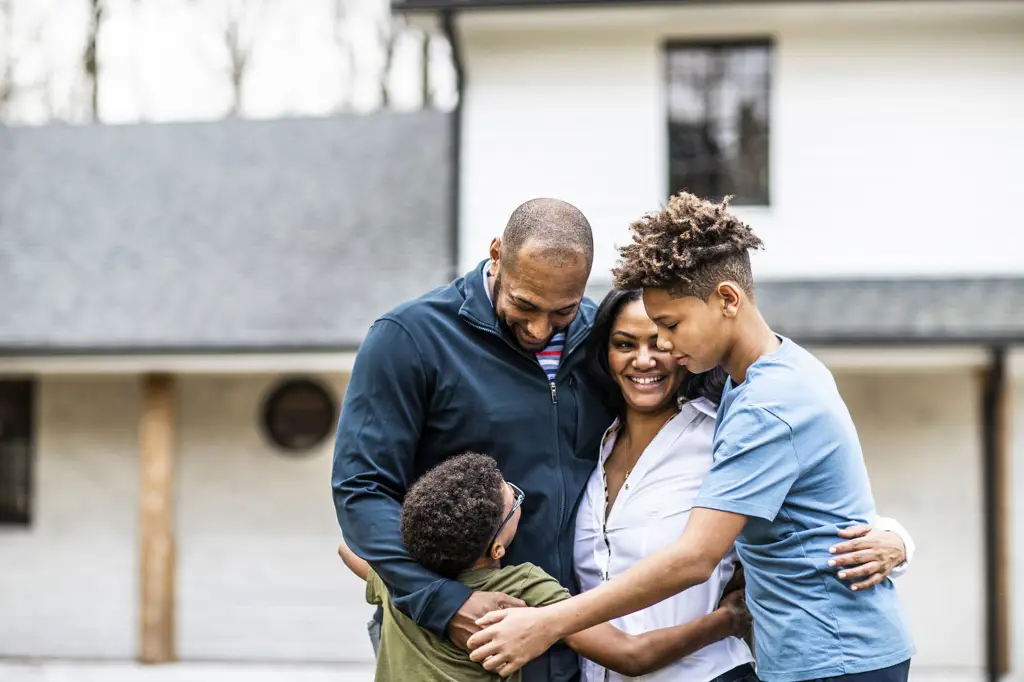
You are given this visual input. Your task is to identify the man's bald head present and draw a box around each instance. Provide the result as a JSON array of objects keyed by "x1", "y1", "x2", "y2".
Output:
[
  {"x1": 486, "y1": 198, "x2": 594, "y2": 351},
  {"x1": 499, "y1": 198, "x2": 594, "y2": 275}
]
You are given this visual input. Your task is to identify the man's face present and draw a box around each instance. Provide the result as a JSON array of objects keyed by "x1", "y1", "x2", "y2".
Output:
[
  {"x1": 641, "y1": 286, "x2": 730, "y2": 375},
  {"x1": 491, "y1": 242, "x2": 588, "y2": 352}
]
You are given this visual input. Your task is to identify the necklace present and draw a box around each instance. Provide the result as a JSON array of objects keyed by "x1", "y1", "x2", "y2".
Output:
[{"x1": 618, "y1": 404, "x2": 682, "y2": 485}]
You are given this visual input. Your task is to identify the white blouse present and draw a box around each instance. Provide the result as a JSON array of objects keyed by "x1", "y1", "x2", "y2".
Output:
[{"x1": 574, "y1": 397, "x2": 755, "y2": 682}]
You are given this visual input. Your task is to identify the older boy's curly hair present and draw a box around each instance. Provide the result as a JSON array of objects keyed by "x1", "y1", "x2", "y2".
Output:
[
  {"x1": 400, "y1": 453, "x2": 506, "y2": 579},
  {"x1": 612, "y1": 192, "x2": 765, "y2": 299}
]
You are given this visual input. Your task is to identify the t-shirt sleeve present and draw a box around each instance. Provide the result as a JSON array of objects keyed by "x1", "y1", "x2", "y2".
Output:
[
  {"x1": 694, "y1": 405, "x2": 800, "y2": 522},
  {"x1": 515, "y1": 565, "x2": 572, "y2": 608},
  {"x1": 365, "y1": 568, "x2": 386, "y2": 606}
]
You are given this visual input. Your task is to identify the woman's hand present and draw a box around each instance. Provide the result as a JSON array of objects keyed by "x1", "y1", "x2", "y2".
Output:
[
  {"x1": 718, "y1": 588, "x2": 753, "y2": 640},
  {"x1": 829, "y1": 524, "x2": 907, "y2": 591}
]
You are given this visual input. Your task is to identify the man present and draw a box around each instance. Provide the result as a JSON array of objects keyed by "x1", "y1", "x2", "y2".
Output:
[
  {"x1": 466, "y1": 193, "x2": 916, "y2": 682},
  {"x1": 334, "y1": 198, "x2": 611, "y2": 681},
  {"x1": 334, "y1": 197, "x2": 912, "y2": 682}
]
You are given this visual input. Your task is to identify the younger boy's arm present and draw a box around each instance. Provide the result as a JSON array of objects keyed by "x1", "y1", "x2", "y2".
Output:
[
  {"x1": 338, "y1": 536, "x2": 371, "y2": 581},
  {"x1": 563, "y1": 589, "x2": 749, "y2": 677}
]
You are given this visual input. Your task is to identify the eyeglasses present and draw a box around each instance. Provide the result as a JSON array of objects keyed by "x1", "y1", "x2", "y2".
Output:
[{"x1": 489, "y1": 482, "x2": 525, "y2": 551}]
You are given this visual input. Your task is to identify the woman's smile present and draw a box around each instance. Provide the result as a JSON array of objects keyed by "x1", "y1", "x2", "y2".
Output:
[{"x1": 625, "y1": 373, "x2": 668, "y2": 389}]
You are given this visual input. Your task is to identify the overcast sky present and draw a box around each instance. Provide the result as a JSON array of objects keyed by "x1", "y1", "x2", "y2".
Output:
[{"x1": 1, "y1": 0, "x2": 455, "y2": 125}]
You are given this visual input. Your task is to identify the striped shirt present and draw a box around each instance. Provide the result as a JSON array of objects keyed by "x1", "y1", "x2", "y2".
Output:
[{"x1": 483, "y1": 261, "x2": 565, "y2": 383}]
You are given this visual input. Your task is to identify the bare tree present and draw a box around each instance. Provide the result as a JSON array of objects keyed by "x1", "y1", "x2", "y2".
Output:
[
  {"x1": 376, "y1": 12, "x2": 400, "y2": 109},
  {"x1": 212, "y1": 0, "x2": 276, "y2": 117},
  {"x1": 0, "y1": 0, "x2": 15, "y2": 118},
  {"x1": 83, "y1": 0, "x2": 103, "y2": 121},
  {"x1": 331, "y1": 0, "x2": 356, "y2": 110},
  {"x1": 1, "y1": 0, "x2": 51, "y2": 123}
]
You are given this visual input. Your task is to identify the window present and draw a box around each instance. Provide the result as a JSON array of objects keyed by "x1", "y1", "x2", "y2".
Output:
[
  {"x1": 0, "y1": 380, "x2": 34, "y2": 526},
  {"x1": 260, "y1": 378, "x2": 337, "y2": 454},
  {"x1": 666, "y1": 40, "x2": 771, "y2": 205}
]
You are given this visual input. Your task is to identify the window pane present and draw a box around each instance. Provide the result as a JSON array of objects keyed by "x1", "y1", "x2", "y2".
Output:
[
  {"x1": 667, "y1": 41, "x2": 770, "y2": 205},
  {"x1": 0, "y1": 380, "x2": 34, "y2": 526}
]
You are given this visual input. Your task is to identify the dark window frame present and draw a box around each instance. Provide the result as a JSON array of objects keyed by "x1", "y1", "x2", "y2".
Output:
[
  {"x1": 259, "y1": 377, "x2": 338, "y2": 455},
  {"x1": 664, "y1": 37, "x2": 773, "y2": 206},
  {"x1": 0, "y1": 379, "x2": 35, "y2": 527}
]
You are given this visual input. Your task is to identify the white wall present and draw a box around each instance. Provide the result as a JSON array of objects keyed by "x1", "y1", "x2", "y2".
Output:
[
  {"x1": 0, "y1": 377, "x2": 141, "y2": 659},
  {"x1": 0, "y1": 373, "x2": 368, "y2": 664},
  {"x1": 175, "y1": 373, "x2": 370, "y2": 663},
  {"x1": 834, "y1": 369, "x2": 985, "y2": 682},
  {"x1": 457, "y1": 1, "x2": 1024, "y2": 281}
]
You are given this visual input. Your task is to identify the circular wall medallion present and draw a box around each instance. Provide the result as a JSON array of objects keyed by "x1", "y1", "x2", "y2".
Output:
[{"x1": 260, "y1": 378, "x2": 337, "y2": 453}]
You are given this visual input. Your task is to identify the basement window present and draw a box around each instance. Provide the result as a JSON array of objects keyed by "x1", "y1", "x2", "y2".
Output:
[
  {"x1": 261, "y1": 378, "x2": 337, "y2": 454},
  {"x1": 0, "y1": 380, "x2": 34, "y2": 526}
]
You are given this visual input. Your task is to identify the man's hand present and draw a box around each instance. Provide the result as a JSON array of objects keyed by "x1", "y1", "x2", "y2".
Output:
[
  {"x1": 448, "y1": 592, "x2": 526, "y2": 652},
  {"x1": 467, "y1": 607, "x2": 557, "y2": 678},
  {"x1": 829, "y1": 524, "x2": 907, "y2": 591}
]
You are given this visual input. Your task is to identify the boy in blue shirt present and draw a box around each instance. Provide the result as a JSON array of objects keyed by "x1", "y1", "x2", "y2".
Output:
[{"x1": 467, "y1": 192, "x2": 915, "y2": 682}]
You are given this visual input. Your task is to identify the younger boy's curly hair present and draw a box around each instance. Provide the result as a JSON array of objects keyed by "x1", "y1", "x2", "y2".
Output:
[
  {"x1": 612, "y1": 192, "x2": 764, "y2": 300},
  {"x1": 400, "y1": 453, "x2": 506, "y2": 579}
]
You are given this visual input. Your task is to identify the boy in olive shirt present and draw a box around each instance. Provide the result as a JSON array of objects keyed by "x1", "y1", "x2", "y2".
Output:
[{"x1": 338, "y1": 453, "x2": 750, "y2": 681}]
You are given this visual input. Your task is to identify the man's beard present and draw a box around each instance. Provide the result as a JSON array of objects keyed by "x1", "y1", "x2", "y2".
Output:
[{"x1": 492, "y1": 271, "x2": 556, "y2": 350}]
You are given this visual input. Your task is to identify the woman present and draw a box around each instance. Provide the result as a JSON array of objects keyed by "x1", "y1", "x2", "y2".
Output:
[{"x1": 573, "y1": 289, "x2": 912, "y2": 682}]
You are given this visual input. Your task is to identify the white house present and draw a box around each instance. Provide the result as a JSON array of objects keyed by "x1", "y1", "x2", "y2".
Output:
[
  {"x1": 390, "y1": 2, "x2": 1024, "y2": 682},
  {"x1": 4, "y1": 2, "x2": 1023, "y2": 679}
]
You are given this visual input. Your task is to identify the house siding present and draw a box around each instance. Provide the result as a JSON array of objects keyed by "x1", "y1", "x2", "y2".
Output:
[{"x1": 455, "y1": 1, "x2": 1024, "y2": 281}]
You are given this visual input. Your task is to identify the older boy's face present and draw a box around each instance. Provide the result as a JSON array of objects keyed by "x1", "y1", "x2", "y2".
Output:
[{"x1": 641, "y1": 287, "x2": 728, "y2": 375}]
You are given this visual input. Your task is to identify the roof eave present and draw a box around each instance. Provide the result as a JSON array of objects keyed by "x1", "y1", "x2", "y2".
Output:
[{"x1": 392, "y1": 0, "x2": 940, "y2": 11}]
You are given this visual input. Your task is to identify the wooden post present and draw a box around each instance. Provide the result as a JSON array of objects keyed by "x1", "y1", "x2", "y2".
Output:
[
  {"x1": 981, "y1": 348, "x2": 1011, "y2": 682},
  {"x1": 138, "y1": 373, "x2": 176, "y2": 663}
]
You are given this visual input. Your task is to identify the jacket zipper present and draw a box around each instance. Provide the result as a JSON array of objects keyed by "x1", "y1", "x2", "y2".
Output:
[{"x1": 461, "y1": 315, "x2": 588, "y2": 591}]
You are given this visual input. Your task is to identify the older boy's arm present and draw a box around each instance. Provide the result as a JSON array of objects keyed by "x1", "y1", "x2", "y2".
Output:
[
  {"x1": 563, "y1": 597, "x2": 744, "y2": 677},
  {"x1": 469, "y1": 406, "x2": 789, "y2": 677},
  {"x1": 469, "y1": 508, "x2": 746, "y2": 676}
]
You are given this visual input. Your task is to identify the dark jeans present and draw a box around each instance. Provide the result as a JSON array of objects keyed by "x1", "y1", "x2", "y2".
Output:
[
  {"x1": 712, "y1": 663, "x2": 760, "y2": 682},
  {"x1": 367, "y1": 605, "x2": 383, "y2": 658},
  {"x1": 808, "y1": 660, "x2": 912, "y2": 682}
]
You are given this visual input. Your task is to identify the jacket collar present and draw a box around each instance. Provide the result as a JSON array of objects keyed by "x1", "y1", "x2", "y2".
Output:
[{"x1": 458, "y1": 258, "x2": 593, "y2": 354}]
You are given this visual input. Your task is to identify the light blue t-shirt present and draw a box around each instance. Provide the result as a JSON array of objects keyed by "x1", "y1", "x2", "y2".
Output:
[{"x1": 694, "y1": 336, "x2": 915, "y2": 682}]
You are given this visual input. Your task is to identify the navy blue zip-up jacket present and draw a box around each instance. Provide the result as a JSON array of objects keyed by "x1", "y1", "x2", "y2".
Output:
[{"x1": 332, "y1": 261, "x2": 614, "y2": 682}]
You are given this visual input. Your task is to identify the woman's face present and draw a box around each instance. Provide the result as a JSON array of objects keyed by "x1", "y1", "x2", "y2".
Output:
[{"x1": 607, "y1": 299, "x2": 688, "y2": 414}]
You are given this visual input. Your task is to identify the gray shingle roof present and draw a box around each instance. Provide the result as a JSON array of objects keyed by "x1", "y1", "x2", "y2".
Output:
[
  {"x1": 587, "y1": 278, "x2": 1024, "y2": 345},
  {"x1": 0, "y1": 113, "x2": 454, "y2": 353}
]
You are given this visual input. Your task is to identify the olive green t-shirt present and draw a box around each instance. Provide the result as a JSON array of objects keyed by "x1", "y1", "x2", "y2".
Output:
[{"x1": 366, "y1": 563, "x2": 571, "y2": 682}]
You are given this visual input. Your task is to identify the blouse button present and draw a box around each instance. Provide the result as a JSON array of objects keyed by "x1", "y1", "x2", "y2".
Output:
[{"x1": 624, "y1": 484, "x2": 629, "y2": 490}]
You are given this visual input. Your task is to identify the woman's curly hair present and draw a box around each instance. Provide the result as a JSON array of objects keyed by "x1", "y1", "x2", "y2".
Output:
[
  {"x1": 400, "y1": 453, "x2": 506, "y2": 578},
  {"x1": 612, "y1": 192, "x2": 764, "y2": 299}
]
